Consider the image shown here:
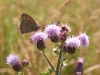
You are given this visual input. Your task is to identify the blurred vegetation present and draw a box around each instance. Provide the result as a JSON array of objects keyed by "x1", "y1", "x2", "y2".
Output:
[{"x1": 0, "y1": 0, "x2": 100, "y2": 75}]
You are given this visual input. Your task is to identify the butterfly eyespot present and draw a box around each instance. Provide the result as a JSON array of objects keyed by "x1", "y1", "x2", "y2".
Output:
[{"x1": 24, "y1": 16, "x2": 27, "y2": 18}]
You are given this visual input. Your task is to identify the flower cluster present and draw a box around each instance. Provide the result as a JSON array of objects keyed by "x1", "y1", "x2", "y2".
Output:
[
  {"x1": 29, "y1": 23, "x2": 90, "y2": 75},
  {"x1": 30, "y1": 23, "x2": 90, "y2": 54},
  {"x1": 6, "y1": 20, "x2": 90, "y2": 75},
  {"x1": 6, "y1": 54, "x2": 28, "y2": 72}
]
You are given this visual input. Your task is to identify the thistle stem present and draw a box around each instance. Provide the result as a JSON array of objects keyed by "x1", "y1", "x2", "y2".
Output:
[
  {"x1": 59, "y1": 57, "x2": 63, "y2": 75},
  {"x1": 22, "y1": 70, "x2": 24, "y2": 75},
  {"x1": 15, "y1": 72, "x2": 21, "y2": 75},
  {"x1": 15, "y1": 72, "x2": 18, "y2": 75},
  {"x1": 59, "y1": 54, "x2": 69, "y2": 75},
  {"x1": 56, "y1": 44, "x2": 63, "y2": 75},
  {"x1": 59, "y1": 65, "x2": 62, "y2": 75},
  {"x1": 42, "y1": 51, "x2": 55, "y2": 70}
]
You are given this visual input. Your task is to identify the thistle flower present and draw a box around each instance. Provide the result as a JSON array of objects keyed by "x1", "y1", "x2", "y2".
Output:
[
  {"x1": 65, "y1": 37, "x2": 81, "y2": 54},
  {"x1": 6, "y1": 54, "x2": 22, "y2": 72},
  {"x1": 30, "y1": 31, "x2": 47, "y2": 50},
  {"x1": 78, "y1": 33, "x2": 90, "y2": 47},
  {"x1": 59, "y1": 31, "x2": 68, "y2": 42},
  {"x1": 22, "y1": 59, "x2": 29, "y2": 68},
  {"x1": 60, "y1": 24, "x2": 71, "y2": 33},
  {"x1": 44, "y1": 23, "x2": 60, "y2": 43},
  {"x1": 74, "y1": 57, "x2": 84, "y2": 75},
  {"x1": 59, "y1": 24, "x2": 71, "y2": 42},
  {"x1": 6, "y1": 54, "x2": 19, "y2": 66}
]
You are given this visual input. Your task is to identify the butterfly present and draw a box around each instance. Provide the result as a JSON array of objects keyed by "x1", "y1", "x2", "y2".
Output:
[{"x1": 20, "y1": 13, "x2": 40, "y2": 34}]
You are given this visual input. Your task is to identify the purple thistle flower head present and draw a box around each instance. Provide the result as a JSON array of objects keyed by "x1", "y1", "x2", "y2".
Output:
[
  {"x1": 59, "y1": 31, "x2": 68, "y2": 42},
  {"x1": 22, "y1": 59, "x2": 29, "y2": 67},
  {"x1": 60, "y1": 24, "x2": 71, "y2": 33},
  {"x1": 74, "y1": 57, "x2": 84, "y2": 75},
  {"x1": 12, "y1": 62, "x2": 22, "y2": 72},
  {"x1": 6, "y1": 54, "x2": 19, "y2": 66},
  {"x1": 59, "y1": 24, "x2": 71, "y2": 42},
  {"x1": 44, "y1": 23, "x2": 60, "y2": 43},
  {"x1": 78, "y1": 57, "x2": 83, "y2": 63},
  {"x1": 66, "y1": 37, "x2": 81, "y2": 48},
  {"x1": 78, "y1": 32, "x2": 90, "y2": 47},
  {"x1": 6, "y1": 54, "x2": 22, "y2": 72},
  {"x1": 30, "y1": 31, "x2": 47, "y2": 50},
  {"x1": 65, "y1": 37, "x2": 81, "y2": 54},
  {"x1": 37, "y1": 39, "x2": 46, "y2": 50},
  {"x1": 30, "y1": 31, "x2": 47, "y2": 43}
]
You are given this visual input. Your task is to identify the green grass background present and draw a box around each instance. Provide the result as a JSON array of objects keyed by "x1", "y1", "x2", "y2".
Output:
[{"x1": 0, "y1": 0, "x2": 100, "y2": 75}]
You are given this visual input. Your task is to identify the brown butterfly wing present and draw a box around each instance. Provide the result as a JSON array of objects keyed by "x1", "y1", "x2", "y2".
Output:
[{"x1": 20, "y1": 13, "x2": 40, "y2": 34}]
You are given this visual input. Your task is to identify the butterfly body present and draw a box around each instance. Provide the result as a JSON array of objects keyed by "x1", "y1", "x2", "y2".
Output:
[{"x1": 20, "y1": 13, "x2": 40, "y2": 34}]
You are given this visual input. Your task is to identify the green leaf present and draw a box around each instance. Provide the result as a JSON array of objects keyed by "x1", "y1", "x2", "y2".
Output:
[{"x1": 39, "y1": 68, "x2": 54, "y2": 75}]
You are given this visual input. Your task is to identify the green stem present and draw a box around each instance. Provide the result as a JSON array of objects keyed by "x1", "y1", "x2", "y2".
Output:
[
  {"x1": 59, "y1": 65, "x2": 62, "y2": 75},
  {"x1": 22, "y1": 70, "x2": 24, "y2": 75},
  {"x1": 59, "y1": 54, "x2": 69, "y2": 75},
  {"x1": 15, "y1": 72, "x2": 19, "y2": 75},
  {"x1": 16, "y1": 72, "x2": 22, "y2": 75},
  {"x1": 56, "y1": 44, "x2": 63, "y2": 75},
  {"x1": 42, "y1": 51, "x2": 55, "y2": 70}
]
